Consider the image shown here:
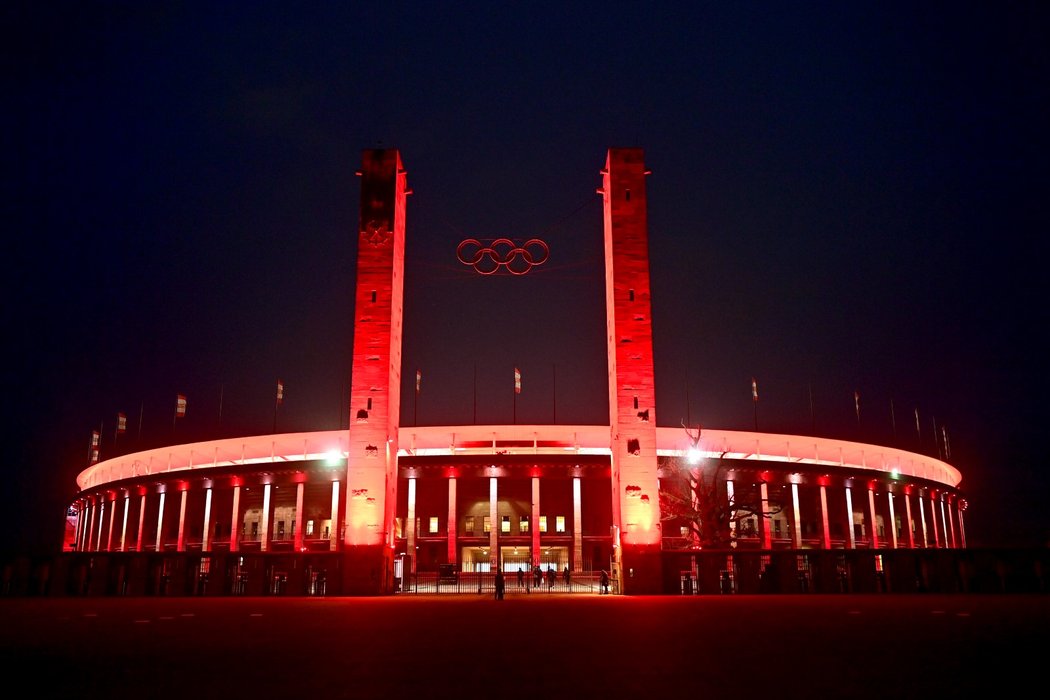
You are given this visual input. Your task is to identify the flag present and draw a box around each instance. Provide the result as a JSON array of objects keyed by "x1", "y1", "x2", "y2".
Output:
[
  {"x1": 416, "y1": 369, "x2": 421, "y2": 394},
  {"x1": 276, "y1": 380, "x2": 284, "y2": 406},
  {"x1": 175, "y1": 394, "x2": 187, "y2": 418},
  {"x1": 854, "y1": 390, "x2": 860, "y2": 420},
  {"x1": 514, "y1": 367, "x2": 522, "y2": 394},
  {"x1": 90, "y1": 430, "x2": 100, "y2": 464},
  {"x1": 116, "y1": 412, "x2": 127, "y2": 434},
  {"x1": 751, "y1": 377, "x2": 758, "y2": 402}
]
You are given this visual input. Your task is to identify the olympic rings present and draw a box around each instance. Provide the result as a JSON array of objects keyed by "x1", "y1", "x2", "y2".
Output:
[{"x1": 456, "y1": 238, "x2": 550, "y2": 275}]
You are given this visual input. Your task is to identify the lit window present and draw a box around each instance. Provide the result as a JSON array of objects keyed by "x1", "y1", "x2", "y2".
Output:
[
  {"x1": 556, "y1": 516, "x2": 566, "y2": 533},
  {"x1": 483, "y1": 517, "x2": 491, "y2": 533},
  {"x1": 519, "y1": 516, "x2": 529, "y2": 533},
  {"x1": 539, "y1": 516, "x2": 547, "y2": 533},
  {"x1": 465, "y1": 516, "x2": 474, "y2": 534},
  {"x1": 429, "y1": 517, "x2": 439, "y2": 534},
  {"x1": 501, "y1": 516, "x2": 510, "y2": 533},
  {"x1": 306, "y1": 520, "x2": 315, "y2": 537}
]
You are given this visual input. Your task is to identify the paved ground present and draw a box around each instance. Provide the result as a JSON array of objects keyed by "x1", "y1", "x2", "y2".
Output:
[{"x1": 2, "y1": 593, "x2": 1047, "y2": 698}]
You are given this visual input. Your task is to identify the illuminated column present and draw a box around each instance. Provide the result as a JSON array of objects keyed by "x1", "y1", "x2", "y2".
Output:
[
  {"x1": 957, "y1": 508, "x2": 967, "y2": 548},
  {"x1": 819, "y1": 481, "x2": 831, "y2": 549},
  {"x1": 887, "y1": 491, "x2": 898, "y2": 549},
  {"x1": 85, "y1": 503, "x2": 96, "y2": 554},
  {"x1": 406, "y1": 478, "x2": 417, "y2": 574},
  {"x1": 573, "y1": 477, "x2": 583, "y2": 572},
  {"x1": 531, "y1": 477, "x2": 541, "y2": 567},
  {"x1": 120, "y1": 494, "x2": 130, "y2": 552},
  {"x1": 790, "y1": 482, "x2": 802, "y2": 549},
  {"x1": 294, "y1": 481, "x2": 305, "y2": 551},
  {"x1": 95, "y1": 500, "x2": 105, "y2": 551},
  {"x1": 940, "y1": 496, "x2": 950, "y2": 548},
  {"x1": 72, "y1": 503, "x2": 82, "y2": 552},
  {"x1": 904, "y1": 490, "x2": 915, "y2": 548},
  {"x1": 106, "y1": 495, "x2": 116, "y2": 551},
  {"x1": 844, "y1": 485, "x2": 856, "y2": 549},
  {"x1": 261, "y1": 483, "x2": 272, "y2": 553},
  {"x1": 447, "y1": 477, "x2": 457, "y2": 566},
  {"x1": 229, "y1": 484, "x2": 241, "y2": 552},
  {"x1": 726, "y1": 479, "x2": 737, "y2": 540},
  {"x1": 344, "y1": 149, "x2": 407, "y2": 594},
  {"x1": 866, "y1": 483, "x2": 879, "y2": 549},
  {"x1": 202, "y1": 487, "x2": 213, "y2": 552},
  {"x1": 136, "y1": 493, "x2": 146, "y2": 552},
  {"x1": 759, "y1": 482, "x2": 772, "y2": 549},
  {"x1": 918, "y1": 496, "x2": 929, "y2": 547},
  {"x1": 929, "y1": 491, "x2": 940, "y2": 547},
  {"x1": 601, "y1": 148, "x2": 661, "y2": 593},
  {"x1": 946, "y1": 497, "x2": 957, "y2": 548},
  {"x1": 155, "y1": 491, "x2": 166, "y2": 552},
  {"x1": 489, "y1": 476, "x2": 498, "y2": 570},
  {"x1": 177, "y1": 488, "x2": 188, "y2": 552},
  {"x1": 329, "y1": 480, "x2": 340, "y2": 550}
]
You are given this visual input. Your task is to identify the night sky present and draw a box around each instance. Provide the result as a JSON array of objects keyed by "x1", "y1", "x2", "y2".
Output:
[{"x1": 3, "y1": 2, "x2": 1046, "y2": 554}]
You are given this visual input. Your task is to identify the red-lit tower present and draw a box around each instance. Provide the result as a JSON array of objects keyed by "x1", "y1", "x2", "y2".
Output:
[
  {"x1": 344, "y1": 149, "x2": 408, "y2": 594},
  {"x1": 601, "y1": 148, "x2": 662, "y2": 593}
]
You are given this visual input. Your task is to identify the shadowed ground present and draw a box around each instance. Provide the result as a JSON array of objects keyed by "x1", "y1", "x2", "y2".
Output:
[{"x1": 2, "y1": 593, "x2": 1046, "y2": 698}]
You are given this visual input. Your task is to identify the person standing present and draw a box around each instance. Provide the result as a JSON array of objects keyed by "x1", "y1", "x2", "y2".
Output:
[
  {"x1": 494, "y1": 570, "x2": 505, "y2": 600},
  {"x1": 600, "y1": 569, "x2": 610, "y2": 594},
  {"x1": 563, "y1": 566, "x2": 571, "y2": 589},
  {"x1": 517, "y1": 566, "x2": 525, "y2": 589}
]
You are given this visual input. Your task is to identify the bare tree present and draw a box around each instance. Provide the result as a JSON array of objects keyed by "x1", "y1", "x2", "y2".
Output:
[{"x1": 660, "y1": 424, "x2": 783, "y2": 549}]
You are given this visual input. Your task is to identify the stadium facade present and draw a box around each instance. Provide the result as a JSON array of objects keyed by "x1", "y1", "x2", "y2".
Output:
[{"x1": 52, "y1": 149, "x2": 984, "y2": 597}]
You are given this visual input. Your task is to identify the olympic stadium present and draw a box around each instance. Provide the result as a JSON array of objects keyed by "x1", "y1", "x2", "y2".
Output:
[{"x1": 10, "y1": 147, "x2": 1043, "y2": 599}]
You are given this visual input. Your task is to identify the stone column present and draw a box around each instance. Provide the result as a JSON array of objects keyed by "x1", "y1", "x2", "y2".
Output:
[
  {"x1": 261, "y1": 483, "x2": 272, "y2": 553},
  {"x1": 202, "y1": 487, "x2": 213, "y2": 552},
  {"x1": 95, "y1": 500, "x2": 105, "y2": 551},
  {"x1": 573, "y1": 476, "x2": 584, "y2": 572},
  {"x1": 929, "y1": 492, "x2": 940, "y2": 548},
  {"x1": 790, "y1": 482, "x2": 802, "y2": 549},
  {"x1": 887, "y1": 491, "x2": 898, "y2": 549},
  {"x1": 230, "y1": 485, "x2": 241, "y2": 552},
  {"x1": 294, "y1": 481, "x2": 305, "y2": 551},
  {"x1": 957, "y1": 508, "x2": 967, "y2": 548},
  {"x1": 329, "y1": 480, "x2": 340, "y2": 551},
  {"x1": 489, "y1": 476, "x2": 499, "y2": 570},
  {"x1": 120, "y1": 495, "x2": 130, "y2": 552},
  {"x1": 918, "y1": 496, "x2": 929, "y2": 548},
  {"x1": 844, "y1": 485, "x2": 856, "y2": 549},
  {"x1": 866, "y1": 484, "x2": 879, "y2": 549},
  {"x1": 447, "y1": 477, "x2": 457, "y2": 567},
  {"x1": 106, "y1": 495, "x2": 116, "y2": 551},
  {"x1": 155, "y1": 491, "x2": 166, "y2": 552},
  {"x1": 940, "y1": 496, "x2": 951, "y2": 549},
  {"x1": 904, "y1": 491, "x2": 915, "y2": 549},
  {"x1": 177, "y1": 488, "x2": 188, "y2": 552},
  {"x1": 137, "y1": 493, "x2": 147, "y2": 552},
  {"x1": 759, "y1": 482, "x2": 772, "y2": 549},
  {"x1": 531, "y1": 477, "x2": 541, "y2": 567},
  {"x1": 819, "y1": 483, "x2": 831, "y2": 549},
  {"x1": 406, "y1": 477, "x2": 417, "y2": 573}
]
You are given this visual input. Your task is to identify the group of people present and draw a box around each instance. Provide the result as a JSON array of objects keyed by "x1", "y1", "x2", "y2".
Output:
[{"x1": 494, "y1": 564, "x2": 587, "y2": 599}]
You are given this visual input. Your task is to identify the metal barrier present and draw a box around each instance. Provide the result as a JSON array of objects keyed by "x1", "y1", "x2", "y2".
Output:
[{"x1": 400, "y1": 572, "x2": 619, "y2": 595}]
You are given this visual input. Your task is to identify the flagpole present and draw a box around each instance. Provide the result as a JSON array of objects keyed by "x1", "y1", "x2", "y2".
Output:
[
  {"x1": 552, "y1": 363, "x2": 556, "y2": 424},
  {"x1": 890, "y1": 398, "x2": 897, "y2": 443},
  {"x1": 473, "y1": 363, "x2": 477, "y2": 425},
  {"x1": 808, "y1": 383, "x2": 815, "y2": 434}
]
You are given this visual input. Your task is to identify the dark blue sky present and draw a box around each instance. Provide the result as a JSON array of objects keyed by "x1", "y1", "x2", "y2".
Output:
[{"x1": 3, "y1": 1, "x2": 1046, "y2": 553}]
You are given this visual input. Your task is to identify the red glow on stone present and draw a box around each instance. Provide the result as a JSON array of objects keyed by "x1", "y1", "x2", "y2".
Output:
[{"x1": 817, "y1": 475, "x2": 831, "y2": 487}]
